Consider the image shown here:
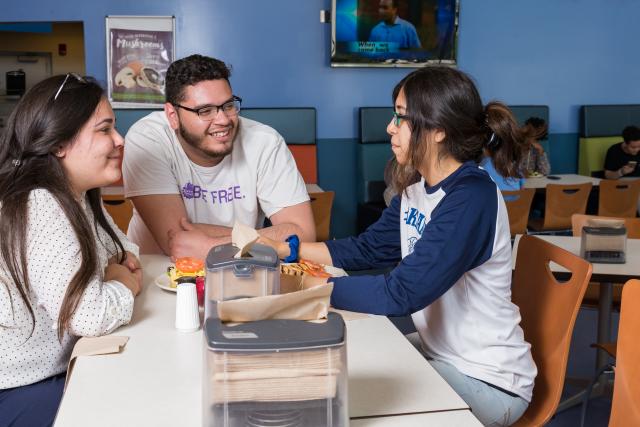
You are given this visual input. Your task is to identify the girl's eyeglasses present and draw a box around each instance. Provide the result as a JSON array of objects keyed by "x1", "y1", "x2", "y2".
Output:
[{"x1": 392, "y1": 111, "x2": 409, "y2": 127}]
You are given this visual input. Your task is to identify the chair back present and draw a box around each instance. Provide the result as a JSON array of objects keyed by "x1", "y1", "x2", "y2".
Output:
[
  {"x1": 598, "y1": 179, "x2": 640, "y2": 218},
  {"x1": 571, "y1": 214, "x2": 640, "y2": 238},
  {"x1": 102, "y1": 195, "x2": 134, "y2": 234},
  {"x1": 309, "y1": 191, "x2": 335, "y2": 241},
  {"x1": 542, "y1": 183, "x2": 593, "y2": 230},
  {"x1": 511, "y1": 235, "x2": 592, "y2": 427},
  {"x1": 502, "y1": 188, "x2": 535, "y2": 236},
  {"x1": 609, "y1": 279, "x2": 640, "y2": 427}
]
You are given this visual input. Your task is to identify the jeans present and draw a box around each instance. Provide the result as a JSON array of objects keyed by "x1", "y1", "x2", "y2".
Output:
[
  {"x1": 406, "y1": 332, "x2": 528, "y2": 427},
  {"x1": 0, "y1": 373, "x2": 65, "y2": 427}
]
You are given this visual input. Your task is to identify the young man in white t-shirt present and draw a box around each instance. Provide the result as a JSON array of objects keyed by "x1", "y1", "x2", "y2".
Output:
[{"x1": 122, "y1": 55, "x2": 315, "y2": 260}]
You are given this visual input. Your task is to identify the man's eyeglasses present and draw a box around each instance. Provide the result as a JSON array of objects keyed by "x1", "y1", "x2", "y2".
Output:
[
  {"x1": 173, "y1": 95, "x2": 242, "y2": 121},
  {"x1": 392, "y1": 111, "x2": 409, "y2": 127},
  {"x1": 53, "y1": 72, "x2": 85, "y2": 101}
]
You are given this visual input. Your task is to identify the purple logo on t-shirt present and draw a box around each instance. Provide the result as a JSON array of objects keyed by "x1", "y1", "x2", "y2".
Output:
[
  {"x1": 182, "y1": 183, "x2": 196, "y2": 199},
  {"x1": 181, "y1": 182, "x2": 245, "y2": 204}
]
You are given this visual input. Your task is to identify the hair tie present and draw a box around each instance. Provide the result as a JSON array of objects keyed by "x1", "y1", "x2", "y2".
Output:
[{"x1": 485, "y1": 132, "x2": 502, "y2": 149}]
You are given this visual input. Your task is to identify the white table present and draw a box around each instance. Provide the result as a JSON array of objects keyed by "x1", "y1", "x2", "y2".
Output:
[
  {"x1": 523, "y1": 174, "x2": 601, "y2": 190},
  {"x1": 55, "y1": 255, "x2": 470, "y2": 426}
]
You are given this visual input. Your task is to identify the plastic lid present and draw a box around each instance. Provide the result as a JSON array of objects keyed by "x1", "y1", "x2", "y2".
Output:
[
  {"x1": 206, "y1": 243, "x2": 279, "y2": 270},
  {"x1": 205, "y1": 312, "x2": 345, "y2": 351},
  {"x1": 583, "y1": 226, "x2": 627, "y2": 236}
]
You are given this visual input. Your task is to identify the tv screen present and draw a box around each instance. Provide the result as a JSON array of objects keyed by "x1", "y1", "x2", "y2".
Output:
[{"x1": 331, "y1": 0, "x2": 459, "y2": 67}]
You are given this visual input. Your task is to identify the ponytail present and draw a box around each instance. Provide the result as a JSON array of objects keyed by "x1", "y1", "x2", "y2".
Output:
[{"x1": 483, "y1": 102, "x2": 533, "y2": 178}]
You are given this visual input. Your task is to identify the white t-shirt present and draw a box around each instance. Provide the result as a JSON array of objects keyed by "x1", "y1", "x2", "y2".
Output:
[{"x1": 123, "y1": 112, "x2": 309, "y2": 253}]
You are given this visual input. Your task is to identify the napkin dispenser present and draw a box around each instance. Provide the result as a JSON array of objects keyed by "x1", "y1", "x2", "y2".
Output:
[
  {"x1": 205, "y1": 243, "x2": 279, "y2": 319},
  {"x1": 580, "y1": 226, "x2": 627, "y2": 264},
  {"x1": 203, "y1": 313, "x2": 349, "y2": 427}
]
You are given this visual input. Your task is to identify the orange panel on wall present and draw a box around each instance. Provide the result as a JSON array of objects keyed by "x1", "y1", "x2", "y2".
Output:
[{"x1": 288, "y1": 144, "x2": 317, "y2": 184}]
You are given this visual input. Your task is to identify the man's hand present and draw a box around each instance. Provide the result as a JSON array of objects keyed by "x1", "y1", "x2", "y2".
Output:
[
  {"x1": 620, "y1": 163, "x2": 636, "y2": 176},
  {"x1": 168, "y1": 217, "x2": 229, "y2": 260}
]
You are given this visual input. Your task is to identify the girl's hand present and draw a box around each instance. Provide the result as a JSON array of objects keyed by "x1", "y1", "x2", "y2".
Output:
[
  {"x1": 105, "y1": 263, "x2": 142, "y2": 296},
  {"x1": 257, "y1": 235, "x2": 290, "y2": 260},
  {"x1": 108, "y1": 251, "x2": 143, "y2": 286}
]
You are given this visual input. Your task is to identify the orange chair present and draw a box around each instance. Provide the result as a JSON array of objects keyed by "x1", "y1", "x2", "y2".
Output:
[
  {"x1": 528, "y1": 183, "x2": 593, "y2": 232},
  {"x1": 309, "y1": 191, "x2": 335, "y2": 241},
  {"x1": 502, "y1": 188, "x2": 535, "y2": 236},
  {"x1": 608, "y1": 279, "x2": 640, "y2": 426},
  {"x1": 102, "y1": 194, "x2": 134, "y2": 234},
  {"x1": 511, "y1": 235, "x2": 592, "y2": 427},
  {"x1": 598, "y1": 179, "x2": 640, "y2": 218}
]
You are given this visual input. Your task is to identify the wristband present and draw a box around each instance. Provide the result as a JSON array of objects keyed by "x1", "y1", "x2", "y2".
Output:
[{"x1": 284, "y1": 234, "x2": 300, "y2": 263}]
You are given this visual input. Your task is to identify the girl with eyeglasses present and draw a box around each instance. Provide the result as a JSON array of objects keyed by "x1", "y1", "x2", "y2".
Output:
[
  {"x1": 261, "y1": 67, "x2": 539, "y2": 426},
  {"x1": 0, "y1": 74, "x2": 142, "y2": 426}
]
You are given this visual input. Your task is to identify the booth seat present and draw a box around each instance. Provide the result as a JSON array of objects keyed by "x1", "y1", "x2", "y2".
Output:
[
  {"x1": 357, "y1": 107, "x2": 393, "y2": 233},
  {"x1": 578, "y1": 104, "x2": 640, "y2": 176},
  {"x1": 240, "y1": 107, "x2": 317, "y2": 183},
  {"x1": 578, "y1": 136, "x2": 621, "y2": 177}
]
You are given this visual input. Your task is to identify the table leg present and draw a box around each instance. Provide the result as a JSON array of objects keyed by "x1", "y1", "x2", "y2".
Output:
[
  {"x1": 557, "y1": 281, "x2": 614, "y2": 414},
  {"x1": 596, "y1": 282, "x2": 613, "y2": 371}
]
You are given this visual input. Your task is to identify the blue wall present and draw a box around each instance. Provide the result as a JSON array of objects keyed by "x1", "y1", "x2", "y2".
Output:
[
  {"x1": 3, "y1": 0, "x2": 639, "y2": 137},
  {"x1": 3, "y1": 0, "x2": 639, "y2": 236}
]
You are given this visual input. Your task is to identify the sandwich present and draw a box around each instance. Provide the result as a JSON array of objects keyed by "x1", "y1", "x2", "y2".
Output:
[{"x1": 167, "y1": 257, "x2": 205, "y2": 288}]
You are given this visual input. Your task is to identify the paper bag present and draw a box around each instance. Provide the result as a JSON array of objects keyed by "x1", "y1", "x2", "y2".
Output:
[
  {"x1": 65, "y1": 335, "x2": 129, "y2": 389},
  {"x1": 217, "y1": 283, "x2": 333, "y2": 322}
]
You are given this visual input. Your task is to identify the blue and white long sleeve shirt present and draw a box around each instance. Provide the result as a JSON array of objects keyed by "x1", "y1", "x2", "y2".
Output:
[{"x1": 326, "y1": 161, "x2": 536, "y2": 401}]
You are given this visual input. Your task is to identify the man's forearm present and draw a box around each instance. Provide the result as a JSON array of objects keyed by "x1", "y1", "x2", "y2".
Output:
[
  {"x1": 192, "y1": 223, "x2": 233, "y2": 238},
  {"x1": 259, "y1": 223, "x2": 311, "y2": 242},
  {"x1": 193, "y1": 221, "x2": 312, "y2": 243}
]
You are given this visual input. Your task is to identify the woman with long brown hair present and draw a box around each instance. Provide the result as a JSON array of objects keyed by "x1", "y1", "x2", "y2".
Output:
[
  {"x1": 261, "y1": 67, "x2": 538, "y2": 426},
  {"x1": 0, "y1": 74, "x2": 142, "y2": 426}
]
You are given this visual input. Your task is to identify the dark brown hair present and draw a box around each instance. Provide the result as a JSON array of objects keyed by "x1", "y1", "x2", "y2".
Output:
[
  {"x1": 622, "y1": 125, "x2": 640, "y2": 143},
  {"x1": 389, "y1": 66, "x2": 534, "y2": 194},
  {"x1": 165, "y1": 54, "x2": 232, "y2": 105},
  {"x1": 0, "y1": 74, "x2": 125, "y2": 340}
]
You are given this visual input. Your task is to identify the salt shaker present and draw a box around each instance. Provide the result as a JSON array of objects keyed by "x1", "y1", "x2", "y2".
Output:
[{"x1": 175, "y1": 281, "x2": 200, "y2": 332}]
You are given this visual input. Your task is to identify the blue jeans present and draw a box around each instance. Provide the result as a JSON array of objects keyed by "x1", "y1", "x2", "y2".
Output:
[
  {"x1": 0, "y1": 373, "x2": 65, "y2": 427},
  {"x1": 406, "y1": 332, "x2": 528, "y2": 427}
]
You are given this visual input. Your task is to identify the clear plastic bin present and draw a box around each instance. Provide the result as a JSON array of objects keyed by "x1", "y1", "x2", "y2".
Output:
[
  {"x1": 205, "y1": 243, "x2": 279, "y2": 319},
  {"x1": 203, "y1": 313, "x2": 348, "y2": 427},
  {"x1": 580, "y1": 225, "x2": 627, "y2": 264}
]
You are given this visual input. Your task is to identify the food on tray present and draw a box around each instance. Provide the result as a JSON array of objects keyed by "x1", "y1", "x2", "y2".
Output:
[
  {"x1": 280, "y1": 259, "x2": 332, "y2": 278},
  {"x1": 167, "y1": 257, "x2": 205, "y2": 288},
  {"x1": 528, "y1": 171, "x2": 544, "y2": 177}
]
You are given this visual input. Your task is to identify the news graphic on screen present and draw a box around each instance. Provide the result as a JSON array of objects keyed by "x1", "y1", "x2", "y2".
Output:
[{"x1": 331, "y1": 0, "x2": 458, "y2": 67}]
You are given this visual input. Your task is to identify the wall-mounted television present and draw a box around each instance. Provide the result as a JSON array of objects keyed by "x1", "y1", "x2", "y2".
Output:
[{"x1": 331, "y1": 0, "x2": 459, "y2": 68}]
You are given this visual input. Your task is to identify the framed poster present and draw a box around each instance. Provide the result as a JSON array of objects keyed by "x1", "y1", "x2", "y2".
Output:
[{"x1": 106, "y1": 15, "x2": 175, "y2": 108}]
